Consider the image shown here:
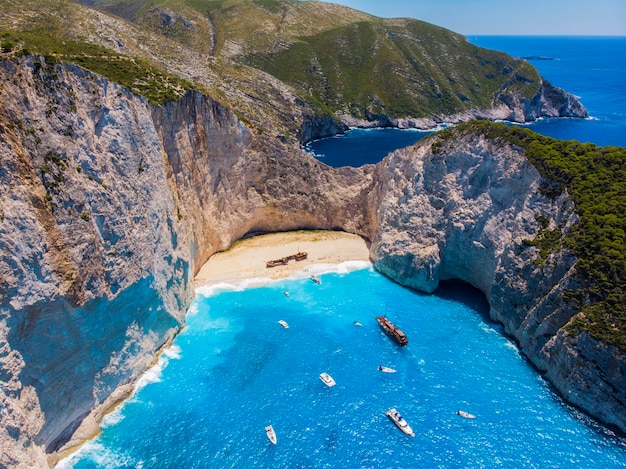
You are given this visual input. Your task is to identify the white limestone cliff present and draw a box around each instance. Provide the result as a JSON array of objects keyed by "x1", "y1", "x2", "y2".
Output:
[
  {"x1": 0, "y1": 57, "x2": 621, "y2": 468},
  {"x1": 369, "y1": 131, "x2": 625, "y2": 435},
  {"x1": 0, "y1": 57, "x2": 373, "y2": 467}
]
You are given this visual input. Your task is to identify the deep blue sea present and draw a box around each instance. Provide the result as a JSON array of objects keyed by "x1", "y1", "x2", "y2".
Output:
[
  {"x1": 308, "y1": 36, "x2": 626, "y2": 168},
  {"x1": 59, "y1": 37, "x2": 626, "y2": 468},
  {"x1": 304, "y1": 128, "x2": 433, "y2": 168}
]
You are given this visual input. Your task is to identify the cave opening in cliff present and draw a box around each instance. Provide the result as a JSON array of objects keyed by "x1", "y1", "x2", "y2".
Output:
[{"x1": 434, "y1": 279, "x2": 492, "y2": 324}]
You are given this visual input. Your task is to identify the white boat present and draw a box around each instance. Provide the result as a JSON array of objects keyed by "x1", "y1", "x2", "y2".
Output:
[
  {"x1": 385, "y1": 408, "x2": 415, "y2": 437},
  {"x1": 377, "y1": 365, "x2": 397, "y2": 373},
  {"x1": 278, "y1": 320, "x2": 289, "y2": 329},
  {"x1": 265, "y1": 425, "x2": 277, "y2": 444},
  {"x1": 283, "y1": 291, "x2": 290, "y2": 297},
  {"x1": 456, "y1": 410, "x2": 476, "y2": 419},
  {"x1": 319, "y1": 372, "x2": 336, "y2": 387},
  {"x1": 353, "y1": 321, "x2": 363, "y2": 327},
  {"x1": 311, "y1": 275, "x2": 321, "y2": 284}
]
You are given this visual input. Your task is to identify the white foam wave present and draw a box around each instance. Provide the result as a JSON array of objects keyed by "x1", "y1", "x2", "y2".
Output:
[
  {"x1": 100, "y1": 406, "x2": 125, "y2": 428},
  {"x1": 195, "y1": 262, "x2": 372, "y2": 297},
  {"x1": 288, "y1": 260, "x2": 372, "y2": 279},
  {"x1": 186, "y1": 302, "x2": 200, "y2": 316},
  {"x1": 494, "y1": 118, "x2": 537, "y2": 127},
  {"x1": 195, "y1": 282, "x2": 247, "y2": 298},
  {"x1": 133, "y1": 361, "x2": 163, "y2": 391},
  {"x1": 132, "y1": 344, "x2": 181, "y2": 394},
  {"x1": 504, "y1": 340, "x2": 521, "y2": 354},
  {"x1": 162, "y1": 344, "x2": 182, "y2": 360},
  {"x1": 57, "y1": 441, "x2": 143, "y2": 469},
  {"x1": 431, "y1": 122, "x2": 455, "y2": 131}
]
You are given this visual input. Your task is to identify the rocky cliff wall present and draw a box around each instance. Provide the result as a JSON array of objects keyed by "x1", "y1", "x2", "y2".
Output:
[
  {"x1": 0, "y1": 58, "x2": 193, "y2": 466},
  {"x1": 338, "y1": 80, "x2": 588, "y2": 130},
  {"x1": 0, "y1": 57, "x2": 621, "y2": 468},
  {"x1": 0, "y1": 57, "x2": 375, "y2": 467},
  {"x1": 369, "y1": 132, "x2": 625, "y2": 433}
]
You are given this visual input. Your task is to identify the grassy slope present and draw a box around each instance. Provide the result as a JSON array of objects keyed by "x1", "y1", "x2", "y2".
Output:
[
  {"x1": 436, "y1": 121, "x2": 626, "y2": 352},
  {"x1": 0, "y1": 0, "x2": 194, "y2": 104},
  {"x1": 72, "y1": 0, "x2": 541, "y2": 119},
  {"x1": 234, "y1": 6, "x2": 541, "y2": 118}
]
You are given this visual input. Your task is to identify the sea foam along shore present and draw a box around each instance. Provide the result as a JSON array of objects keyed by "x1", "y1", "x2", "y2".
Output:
[{"x1": 193, "y1": 230, "x2": 371, "y2": 288}]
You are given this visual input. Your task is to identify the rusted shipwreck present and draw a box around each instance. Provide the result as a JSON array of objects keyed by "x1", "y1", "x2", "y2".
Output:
[{"x1": 266, "y1": 252, "x2": 308, "y2": 268}]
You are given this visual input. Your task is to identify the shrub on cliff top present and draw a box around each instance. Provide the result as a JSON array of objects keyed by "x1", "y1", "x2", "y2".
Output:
[{"x1": 0, "y1": 30, "x2": 192, "y2": 105}]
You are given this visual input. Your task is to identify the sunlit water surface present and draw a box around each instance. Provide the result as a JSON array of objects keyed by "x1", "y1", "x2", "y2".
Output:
[
  {"x1": 60, "y1": 36, "x2": 626, "y2": 469},
  {"x1": 61, "y1": 266, "x2": 626, "y2": 468}
]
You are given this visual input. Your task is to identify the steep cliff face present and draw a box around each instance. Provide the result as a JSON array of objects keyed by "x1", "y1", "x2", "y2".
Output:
[
  {"x1": 0, "y1": 57, "x2": 375, "y2": 466},
  {"x1": 0, "y1": 56, "x2": 620, "y2": 468},
  {"x1": 149, "y1": 91, "x2": 375, "y2": 270},
  {"x1": 370, "y1": 132, "x2": 625, "y2": 433},
  {"x1": 0, "y1": 58, "x2": 193, "y2": 465}
]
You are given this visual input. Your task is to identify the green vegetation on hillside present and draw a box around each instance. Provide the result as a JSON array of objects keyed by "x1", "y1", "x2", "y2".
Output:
[
  {"x1": 441, "y1": 121, "x2": 626, "y2": 351},
  {"x1": 239, "y1": 12, "x2": 541, "y2": 119},
  {"x1": 85, "y1": 0, "x2": 543, "y2": 120},
  {"x1": 0, "y1": 29, "x2": 192, "y2": 105}
]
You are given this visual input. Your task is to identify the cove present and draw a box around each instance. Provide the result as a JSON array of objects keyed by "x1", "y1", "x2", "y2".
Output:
[
  {"x1": 60, "y1": 266, "x2": 626, "y2": 468},
  {"x1": 304, "y1": 128, "x2": 431, "y2": 168}
]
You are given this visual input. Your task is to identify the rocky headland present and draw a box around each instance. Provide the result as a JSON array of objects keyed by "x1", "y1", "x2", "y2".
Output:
[{"x1": 0, "y1": 55, "x2": 622, "y2": 468}]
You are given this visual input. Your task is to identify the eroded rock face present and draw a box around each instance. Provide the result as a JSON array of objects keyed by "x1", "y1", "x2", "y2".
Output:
[
  {"x1": 369, "y1": 132, "x2": 625, "y2": 434},
  {"x1": 542, "y1": 331, "x2": 626, "y2": 432},
  {"x1": 0, "y1": 58, "x2": 193, "y2": 464},
  {"x1": 0, "y1": 57, "x2": 374, "y2": 466},
  {"x1": 339, "y1": 80, "x2": 588, "y2": 130},
  {"x1": 0, "y1": 57, "x2": 620, "y2": 467}
]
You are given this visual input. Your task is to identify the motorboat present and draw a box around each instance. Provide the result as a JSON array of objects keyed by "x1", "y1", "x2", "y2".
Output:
[
  {"x1": 311, "y1": 275, "x2": 321, "y2": 284},
  {"x1": 456, "y1": 410, "x2": 476, "y2": 419},
  {"x1": 278, "y1": 320, "x2": 289, "y2": 329},
  {"x1": 319, "y1": 372, "x2": 336, "y2": 387},
  {"x1": 377, "y1": 365, "x2": 397, "y2": 373},
  {"x1": 385, "y1": 408, "x2": 415, "y2": 437},
  {"x1": 353, "y1": 321, "x2": 363, "y2": 327},
  {"x1": 265, "y1": 425, "x2": 277, "y2": 444}
]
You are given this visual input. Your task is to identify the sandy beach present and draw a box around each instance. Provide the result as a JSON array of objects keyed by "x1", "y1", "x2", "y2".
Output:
[{"x1": 194, "y1": 230, "x2": 371, "y2": 287}]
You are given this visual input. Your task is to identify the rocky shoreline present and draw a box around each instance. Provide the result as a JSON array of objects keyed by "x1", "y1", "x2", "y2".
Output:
[{"x1": 300, "y1": 78, "x2": 588, "y2": 144}]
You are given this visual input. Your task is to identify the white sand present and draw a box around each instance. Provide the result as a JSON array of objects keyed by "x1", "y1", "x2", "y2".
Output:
[{"x1": 194, "y1": 231, "x2": 371, "y2": 287}]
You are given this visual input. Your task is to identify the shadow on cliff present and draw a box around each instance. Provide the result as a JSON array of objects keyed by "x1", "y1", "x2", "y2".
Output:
[{"x1": 434, "y1": 280, "x2": 492, "y2": 324}]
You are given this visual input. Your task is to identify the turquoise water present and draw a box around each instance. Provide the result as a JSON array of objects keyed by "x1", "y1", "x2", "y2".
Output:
[{"x1": 61, "y1": 266, "x2": 626, "y2": 468}]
